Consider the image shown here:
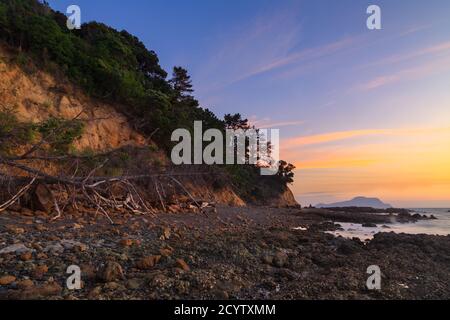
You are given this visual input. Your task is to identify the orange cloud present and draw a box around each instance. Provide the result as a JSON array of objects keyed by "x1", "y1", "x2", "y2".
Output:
[
  {"x1": 282, "y1": 129, "x2": 393, "y2": 148},
  {"x1": 282, "y1": 127, "x2": 450, "y2": 149}
]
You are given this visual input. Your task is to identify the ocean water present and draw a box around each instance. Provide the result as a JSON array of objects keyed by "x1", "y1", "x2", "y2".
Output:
[{"x1": 327, "y1": 208, "x2": 450, "y2": 241}]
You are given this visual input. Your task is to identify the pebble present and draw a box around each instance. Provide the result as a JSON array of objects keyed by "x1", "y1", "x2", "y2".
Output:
[
  {"x1": 176, "y1": 258, "x2": 190, "y2": 272},
  {"x1": 20, "y1": 251, "x2": 33, "y2": 261},
  {"x1": 0, "y1": 275, "x2": 16, "y2": 285},
  {"x1": 136, "y1": 256, "x2": 161, "y2": 270},
  {"x1": 120, "y1": 239, "x2": 133, "y2": 247},
  {"x1": 33, "y1": 265, "x2": 49, "y2": 278},
  {"x1": 17, "y1": 279, "x2": 34, "y2": 289}
]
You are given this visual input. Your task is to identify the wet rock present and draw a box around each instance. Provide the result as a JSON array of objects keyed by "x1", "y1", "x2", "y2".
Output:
[
  {"x1": 336, "y1": 239, "x2": 362, "y2": 255},
  {"x1": 136, "y1": 256, "x2": 161, "y2": 270},
  {"x1": 98, "y1": 262, "x2": 124, "y2": 282},
  {"x1": 362, "y1": 223, "x2": 377, "y2": 228}
]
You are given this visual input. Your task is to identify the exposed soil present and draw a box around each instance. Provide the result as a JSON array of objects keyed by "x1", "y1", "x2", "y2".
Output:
[{"x1": 0, "y1": 206, "x2": 449, "y2": 300}]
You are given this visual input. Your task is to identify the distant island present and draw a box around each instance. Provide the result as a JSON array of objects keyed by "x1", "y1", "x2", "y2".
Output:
[{"x1": 316, "y1": 197, "x2": 392, "y2": 209}]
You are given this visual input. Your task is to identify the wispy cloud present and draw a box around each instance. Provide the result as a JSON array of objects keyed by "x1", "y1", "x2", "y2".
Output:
[
  {"x1": 248, "y1": 116, "x2": 304, "y2": 128},
  {"x1": 196, "y1": 6, "x2": 303, "y2": 91},
  {"x1": 365, "y1": 40, "x2": 450, "y2": 68},
  {"x1": 357, "y1": 54, "x2": 450, "y2": 91},
  {"x1": 196, "y1": 6, "x2": 363, "y2": 91},
  {"x1": 230, "y1": 37, "x2": 357, "y2": 84}
]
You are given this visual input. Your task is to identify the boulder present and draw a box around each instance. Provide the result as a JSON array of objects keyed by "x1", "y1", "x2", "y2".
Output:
[
  {"x1": 32, "y1": 184, "x2": 54, "y2": 213},
  {"x1": 98, "y1": 262, "x2": 124, "y2": 282},
  {"x1": 0, "y1": 243, "x2": 33, "y2": 255}
]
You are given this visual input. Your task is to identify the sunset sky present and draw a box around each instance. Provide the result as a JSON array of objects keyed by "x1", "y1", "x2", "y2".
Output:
[{"x1": 48, "y1": 0, "x2": 450, "y2": 207}]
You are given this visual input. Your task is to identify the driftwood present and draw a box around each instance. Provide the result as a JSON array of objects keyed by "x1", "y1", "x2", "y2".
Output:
[
  {"x1": 0, "y1": 155, "x2": 216, "y2": 223},
  {"x1": 0, "y1": 176, "x2": 36, "y2": 213},
  {"x1": 0, "y1": 113, "x2": 215, "y2": 223}
]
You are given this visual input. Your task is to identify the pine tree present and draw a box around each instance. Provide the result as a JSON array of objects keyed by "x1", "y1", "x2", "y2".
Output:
[{"x1": 170, "y1": 66, "x2": 194, "y2": 100}]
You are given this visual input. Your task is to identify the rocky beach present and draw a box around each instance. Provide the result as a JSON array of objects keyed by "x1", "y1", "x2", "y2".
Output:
[{"x1": 1, "y1": 205, "x2": 449, "y2": 300}]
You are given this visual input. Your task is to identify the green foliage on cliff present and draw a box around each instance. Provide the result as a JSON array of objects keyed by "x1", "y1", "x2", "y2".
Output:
[
  {"x1": 0, "y1": 0, "x2": 221, "y2": 149},
  {"x1": 0, "y1": 0, "x2": 295, "y2": 190},
  {"x1": 0, "y1": 109, "x2": 36, "y2": 154},
  {"x1": 37, "y1": 117, "x2": 84, "y2": 154},
  {"x1": 0, "y1": 109, "x2": 84, "y2": 155}
]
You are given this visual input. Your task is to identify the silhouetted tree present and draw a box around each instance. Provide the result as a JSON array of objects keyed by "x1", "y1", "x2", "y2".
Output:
[
  {"x1": 277, "y1": 160, "x2": 295, "y2": 184},
  {"x1": 170, "y1": 66, "x2": 194, "y2": 100},
  {"x1": 224, "y1": 113, "x2": 250, "y2": 130}
]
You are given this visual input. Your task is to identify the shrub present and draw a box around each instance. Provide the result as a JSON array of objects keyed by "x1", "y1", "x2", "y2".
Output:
[{"x1": 36, "y1": 117, "x2": 84, "y2": 154}]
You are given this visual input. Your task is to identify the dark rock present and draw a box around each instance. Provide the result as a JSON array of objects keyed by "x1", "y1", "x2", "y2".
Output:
[
  {"x1": 98, "y1": 261, "x2": 124, "y2": 282},
  {"x1": 272, "y1": 251, "x2": 288, "y2": 268},
  {"x1": 362, "y1": 223, "x2": 377, "y2": 228},
  {"x1": 126, "y1": 278, "x2": 144, "y2": 290},
  {"x1": 32, "y1": 184, "x2": 54, "y2": 213},
  {"x1": 8, "y1": 282, "x2": 62, "y2": 299},
  {"x1": 335, "y1": 238, "x2": 362, "y2": 255},
  {"x1": 136, "y1": 256, "x2": 161, "y2": 270}
]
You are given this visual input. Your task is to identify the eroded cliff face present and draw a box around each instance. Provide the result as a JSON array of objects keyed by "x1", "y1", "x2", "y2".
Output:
[
  {"x1": 247, "y1": 187, "x2": 298, "y2": 208},
  {"x1": 0, "y1": 46, "x2": 147, "y2": 152}
]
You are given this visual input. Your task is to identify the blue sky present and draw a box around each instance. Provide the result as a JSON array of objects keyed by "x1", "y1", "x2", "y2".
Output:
[{"x1": 47, "y1": 0, "x2": 450, "y2": 207}]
